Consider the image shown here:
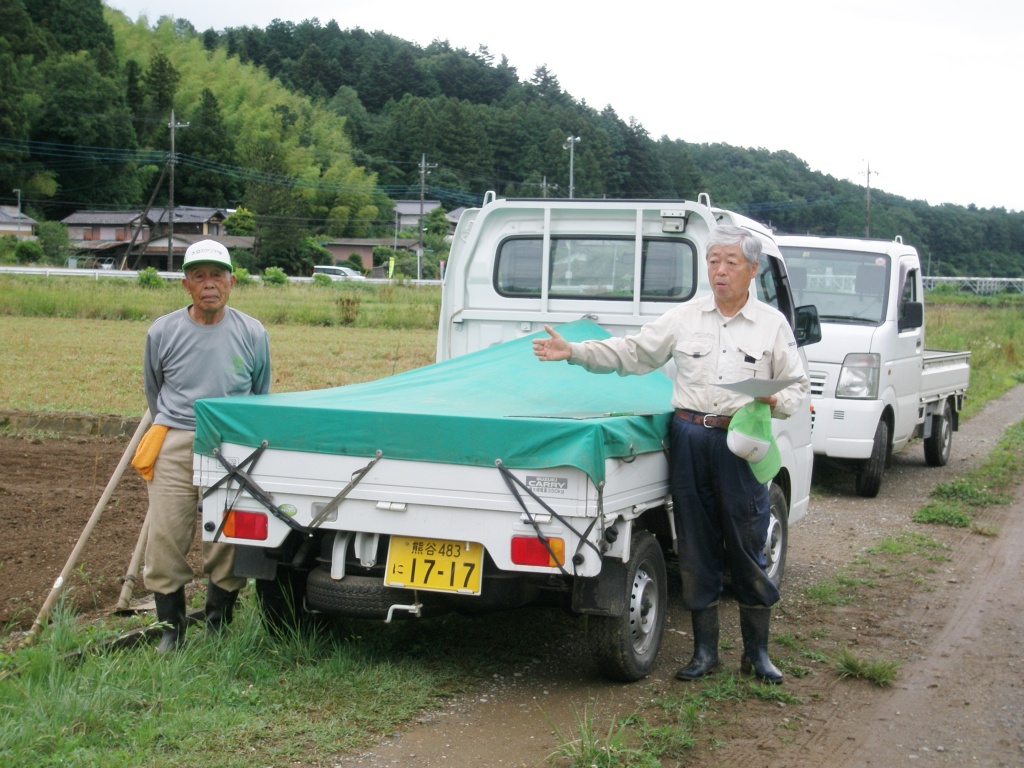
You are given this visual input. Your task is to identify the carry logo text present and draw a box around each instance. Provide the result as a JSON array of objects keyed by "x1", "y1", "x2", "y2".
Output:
[{"x1": 525, "y1": 475, "x2": 568, "y2": 496}]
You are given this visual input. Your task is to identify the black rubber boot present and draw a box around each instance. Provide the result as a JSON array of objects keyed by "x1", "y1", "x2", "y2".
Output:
[
  {"x1": 153, "y1": 588, "x2": 187, "y2": 653},
  {"x1": 739, "y1": 605, "x2": 783, "y2": 683},
  {"x1": 204, "y1": 581, "x2": 239, "y2": 633},
  {"x1": 675, "y1": 603, "x2": 721, "y2": 681}
]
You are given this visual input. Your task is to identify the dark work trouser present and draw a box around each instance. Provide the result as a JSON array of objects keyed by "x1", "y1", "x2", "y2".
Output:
[{"x1": 669, "y1": 414, "x2": 780, "y2": 611}]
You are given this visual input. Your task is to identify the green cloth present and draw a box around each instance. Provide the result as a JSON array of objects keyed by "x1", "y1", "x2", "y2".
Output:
[{"x1": 193, "y1": 319, "x2": 673, "y2": 484}]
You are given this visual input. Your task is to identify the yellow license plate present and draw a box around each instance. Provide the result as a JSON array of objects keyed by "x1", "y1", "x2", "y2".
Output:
[{"x1": 384, "y1": 536, "x2": 483, "y2": 595}]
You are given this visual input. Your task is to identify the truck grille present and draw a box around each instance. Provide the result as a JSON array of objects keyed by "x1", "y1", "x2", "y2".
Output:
[{"x1": 809, "y1": 371, "x2": 827, "y2": 397}]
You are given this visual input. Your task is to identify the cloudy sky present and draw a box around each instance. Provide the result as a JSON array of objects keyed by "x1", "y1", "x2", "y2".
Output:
[{"x1": 107, "y1": 0, "x2": 1023, "y2": 211}]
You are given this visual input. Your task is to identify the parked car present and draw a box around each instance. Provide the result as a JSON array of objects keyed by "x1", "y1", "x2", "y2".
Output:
[
  {"x1": 313, "y1": 265, "x2": 366, "y2": 281},
  {"x1": 76, "y1": 256, "x2": 116, "y2": 269}
]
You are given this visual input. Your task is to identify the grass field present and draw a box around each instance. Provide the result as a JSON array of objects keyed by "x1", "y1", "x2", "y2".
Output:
[
  {"x1": 1, "y1": 279, "x2": 1022, "y2": 418},
  {"x1": 0, "y1": 318, "x2": 438, "y2": 416}
]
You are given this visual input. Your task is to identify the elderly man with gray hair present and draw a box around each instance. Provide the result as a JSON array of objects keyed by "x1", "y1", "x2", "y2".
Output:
[
  {"x1": 133, "y1": 240, "x2": 271, "y2": 652},
  {"x1": 533, "y1": 225, "x2": 808, "y2": 683}
]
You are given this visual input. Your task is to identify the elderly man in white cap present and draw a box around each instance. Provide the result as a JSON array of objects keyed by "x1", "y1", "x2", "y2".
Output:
[{"x1": 135, "y1": 240, "x2": 271, "y2": 651}]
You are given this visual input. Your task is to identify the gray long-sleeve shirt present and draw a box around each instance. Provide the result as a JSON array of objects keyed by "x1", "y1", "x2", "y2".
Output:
[{"x1": 144, "y1": 306, "x2": 271, "y2": 430}]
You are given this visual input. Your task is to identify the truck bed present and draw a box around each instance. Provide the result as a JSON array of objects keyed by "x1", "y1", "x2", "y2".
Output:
[
  {"x1": 193, "y1": 318, "x2": 674, "y2": 487},
  {"x1": 921, "y1": 349, "x2": 971, "y2": 402}
]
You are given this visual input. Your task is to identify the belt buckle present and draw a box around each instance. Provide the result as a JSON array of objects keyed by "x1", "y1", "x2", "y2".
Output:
[{"x1": 701, "y1": 413, "x2": 716, "y2": 428}]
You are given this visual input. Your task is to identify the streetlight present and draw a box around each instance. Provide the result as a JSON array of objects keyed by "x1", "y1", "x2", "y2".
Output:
[
  {"x1": 563, "y1": 136, "x2": 580, "y2": 198},
  {"x1": 12, "y1": 188, "x2": 21, "y2": 241}
]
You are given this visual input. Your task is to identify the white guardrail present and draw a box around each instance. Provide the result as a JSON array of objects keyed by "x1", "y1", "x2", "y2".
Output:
[
  {"x1": 0, "y1": 266, "x2": 440, "y2": 286},
  {"x1": 1, "y1": 266, "x2": 1014, "y2": 293},
  {"x1": 921, "y1": 276, "x2": 1024, "y2": 294}
]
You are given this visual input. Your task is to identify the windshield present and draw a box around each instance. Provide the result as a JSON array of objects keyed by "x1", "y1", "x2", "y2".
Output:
[{"x1": 779, "y1": 247, "x2": 890, "y2": 325}]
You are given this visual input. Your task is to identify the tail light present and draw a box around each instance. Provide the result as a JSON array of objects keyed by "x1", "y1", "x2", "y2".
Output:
[
  {"x1": 511, "y1": 535, "x2": 565, "y2": 567},
  {"x1": 223, "y1": 510, "x2": 268, "y2": 541}
]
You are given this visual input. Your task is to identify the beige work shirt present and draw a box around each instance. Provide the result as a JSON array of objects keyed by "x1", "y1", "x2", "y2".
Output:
[{"x1": 568, "y1": 293, "x2": 809, "y2": 418}]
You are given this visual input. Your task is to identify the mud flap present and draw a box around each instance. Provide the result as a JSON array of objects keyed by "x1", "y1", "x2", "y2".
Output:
[
  {"x1": 233, "y1": 544, "x2": 278, "y2": 580},
  {"x1": 572, "y1": 557, "x2": 628, "y2": 617}
]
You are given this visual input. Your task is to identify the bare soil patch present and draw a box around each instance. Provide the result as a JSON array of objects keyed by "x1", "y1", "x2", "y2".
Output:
[{"x1": 2, "y1": 387, "x2": 1023, "y2": 767}]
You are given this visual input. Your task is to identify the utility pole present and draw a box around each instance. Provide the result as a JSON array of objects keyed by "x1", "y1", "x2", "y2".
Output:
[
  {"x1": 12, "y1": 188, "x2": 21, "y2": 241},
  {"x1": 563, "y1": 136, "x2": 581, "y2": 198},
  {"x1": 418, "y1": 153, "x2": 436, "y2": 281},
  {"x1": 861, "y1": 160, "x2": 879, "y2": 238},
  {"x1": 167, "y1": 110, "x2": 189, "y2": 271},
  {"x1": 540, "y1": 176, "x2": 560, "y2": 198}
]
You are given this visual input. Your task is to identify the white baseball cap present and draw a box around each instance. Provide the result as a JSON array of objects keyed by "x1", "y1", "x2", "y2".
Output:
[
  {"x1": 182, "y1": 240, "x2": 233, "y2": 272},
  {"x1": 726, "y1": 401, "x2": 782, "y2": 483}
]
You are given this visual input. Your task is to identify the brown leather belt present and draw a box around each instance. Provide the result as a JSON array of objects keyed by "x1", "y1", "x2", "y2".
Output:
[{"x1": 674, "y1": 408, "x2": 732, "y2": 430}]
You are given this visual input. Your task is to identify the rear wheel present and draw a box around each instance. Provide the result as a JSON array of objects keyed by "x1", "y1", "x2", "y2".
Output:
[
  {"x1": 856, "y1": 419, "x2": 888, "y2": 498},
  {"x1": 924, "y1": 399, "x2": 953, "y2": 467},
  {"x1": 764, "y1": 483, "x2": 789, "y2": 588},
  {"x1": 588, "y1": 531, "x2": 667, "y2": 682}
]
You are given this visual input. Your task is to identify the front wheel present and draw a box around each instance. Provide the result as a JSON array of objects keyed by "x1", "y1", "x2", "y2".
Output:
[
  {"x1": 764, "y1": 483, "x2": 789, "y2": 588},
  {"x1": 588, "y1": 531, "x2": 667, "y2": 682},
  {"x1": 924, "y1": 399, "x2": 953, "y2": 467},
  {"x1": 856, "y1": 418, "x2": 889, "y2": 498}
]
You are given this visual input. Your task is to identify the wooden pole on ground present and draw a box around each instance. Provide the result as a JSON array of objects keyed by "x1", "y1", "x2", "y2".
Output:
[
  {"x1": 21, "y1": 409, "x2": 153, "y2": 647},
  {"x1": 114, "y1": 512, "x2": 150, "y2": 613}
]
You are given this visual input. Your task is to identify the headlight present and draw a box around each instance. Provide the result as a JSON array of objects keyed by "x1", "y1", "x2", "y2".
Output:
[{"x1": 836, "y1": 353, "x2": 879, "y2": 399}]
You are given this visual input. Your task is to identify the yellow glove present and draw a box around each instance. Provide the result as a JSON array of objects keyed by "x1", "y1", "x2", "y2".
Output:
[{"x1": 131, "y1": 424, "x2": 169, "y2": 481}]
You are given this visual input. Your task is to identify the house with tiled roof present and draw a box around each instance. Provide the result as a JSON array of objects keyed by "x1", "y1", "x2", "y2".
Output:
[
  {"x1": 137, "y1": 233, "x2": 254, "y2": 272},
  {"x1": 62, "y1": 210, "x2": 150, "y2": 244},
  {"x1": 320, "y1": 237, "x2": 419, "y2": 272},
  {"x1": 62, "y1": 206, "x2": 235, "y2": 270},
  {"x1": 393, "y1": 200, "x2": 442, "y2": 231},
  {"x1": 0, "y1": 206, "x2": 37, "y2": 239}
]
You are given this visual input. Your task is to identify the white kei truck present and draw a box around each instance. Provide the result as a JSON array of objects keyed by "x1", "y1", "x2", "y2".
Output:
[
  {"x1": 776, "y1": 235, "x2": 971, "y2": 498},
  {"x1": 194, "y1": 194, "x2": 821, "y2": 682}
]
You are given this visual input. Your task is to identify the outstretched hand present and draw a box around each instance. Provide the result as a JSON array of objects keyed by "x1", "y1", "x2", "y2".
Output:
[{"x1": 532, "y1": 324, "x2": 572, "y2": 362}]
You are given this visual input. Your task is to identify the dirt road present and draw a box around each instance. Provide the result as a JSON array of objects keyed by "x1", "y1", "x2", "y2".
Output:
[
  {"x1": 334, "y1": 386, "x2": 1024, "y2": 768},
  {"x1": 1, "y1": 387, "x2": 1022, "y2": 766}
]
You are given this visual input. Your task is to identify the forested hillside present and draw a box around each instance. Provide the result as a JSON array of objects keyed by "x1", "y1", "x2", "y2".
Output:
[{"x1": 2, "y1": 0, "x2": 1022, "y2": 277}]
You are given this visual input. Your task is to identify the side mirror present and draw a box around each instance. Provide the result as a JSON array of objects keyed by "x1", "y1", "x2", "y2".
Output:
[
  {"x1": 898, "y1": 301, "x2": 923, "y2": 331},
  {"x1": 795, "y1": 305, "x2": 822, "y2": 347}
]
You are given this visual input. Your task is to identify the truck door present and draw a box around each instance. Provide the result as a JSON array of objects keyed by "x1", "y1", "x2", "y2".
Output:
[{"x1": 890, "y1": 258, "x2": 923, "y2": 444}]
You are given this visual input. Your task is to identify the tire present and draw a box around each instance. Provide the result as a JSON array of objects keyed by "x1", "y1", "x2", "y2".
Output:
[
  {"x1": 588, "y1": 531, "x2": 667, "y2": 682},
  {"x1": 764, "y1": 483, "x2": 789, "y2": 589},
  {"x1": 255, "y1": 567, "x2": 312, "y2": 633},
  {"x1": 856, "y1": 419, "x2": 889, "y2": 498},
  {"x1": 924, "y1": 399, "x2": 953, "y2": 467}
]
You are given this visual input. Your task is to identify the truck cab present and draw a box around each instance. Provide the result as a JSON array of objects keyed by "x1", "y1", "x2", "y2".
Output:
[{"x1": 439, "y1": 194, "x2": 817, "y2": 526}]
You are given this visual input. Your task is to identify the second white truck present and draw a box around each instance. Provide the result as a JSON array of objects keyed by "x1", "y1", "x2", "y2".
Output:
[{"x1": 777, "y1": 234, "x2": 971, "y2": 497}]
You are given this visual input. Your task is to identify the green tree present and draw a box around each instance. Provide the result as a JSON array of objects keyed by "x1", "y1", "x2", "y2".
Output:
[
  {"x1": 14, "y1": 238, "x2": 44, "y2": 263},
  {"x1": 240, "y1": 139, "x2": 310, "y2": 272},
  {"x1": 224, "y1": 206, "x2": 256, "y2": 235},
  {"x1": 30, "y1": 52, "x2": 141, "y2": 212},
  {"x1": 144, "y1": 51, "x2": 180, "y2": 115},
  {"x1": 175, "y1": 88, "x2": 239, "y2": 206},
  {"x1": 35, "y1": 220, "x2": 70, "y2": 265},
  {"x1": 26, "y1": 0, "x2": 115, "y2": 71}
]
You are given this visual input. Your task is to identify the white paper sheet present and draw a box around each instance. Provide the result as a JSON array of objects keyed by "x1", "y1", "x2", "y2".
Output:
[{"x1": 716, "y1": 376, "x2": 803, "y2": 398}]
